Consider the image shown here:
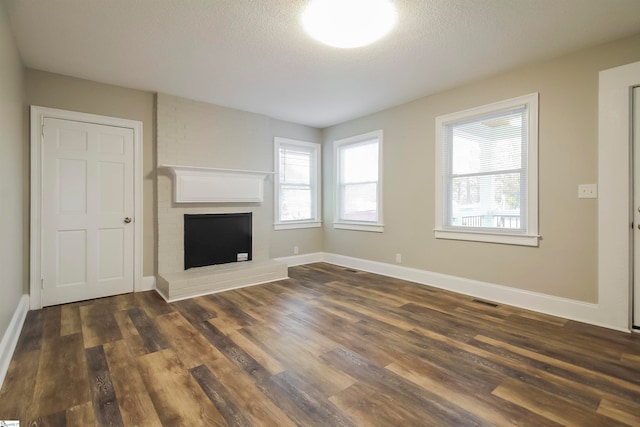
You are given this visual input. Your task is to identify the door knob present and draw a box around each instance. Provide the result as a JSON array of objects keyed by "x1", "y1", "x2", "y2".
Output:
[{"x1": 124, "y1": 217, "x2": 132, "y2": 224}]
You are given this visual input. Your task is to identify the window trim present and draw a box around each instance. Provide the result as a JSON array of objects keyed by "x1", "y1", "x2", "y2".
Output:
[
  {"x1": 333, "y1": 129, "x2": 384, "y2": 233},
  {"x1": 434, "y1": 93, "x2": 539, "y2": 246},
  {"x1": 274, "y1": 137, "x2": 322, "y2": 230}
]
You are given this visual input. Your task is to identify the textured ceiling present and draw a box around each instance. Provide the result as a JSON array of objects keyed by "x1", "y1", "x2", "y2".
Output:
[{"x1": 4, "y1": 0, "x2": 640, "y2": 128}]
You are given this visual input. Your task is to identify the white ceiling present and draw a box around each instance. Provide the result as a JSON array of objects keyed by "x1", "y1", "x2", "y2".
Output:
[{"x1": 5, "y1": 0, "x2": 640, "y2": 128}]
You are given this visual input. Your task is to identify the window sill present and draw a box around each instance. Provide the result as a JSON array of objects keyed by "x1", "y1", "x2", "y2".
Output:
[
  {"x1": 334, "y1": 221, "x2": 384, "y2": 233},
  {"x1": 434, "y1": 229, "x2": 539, "y2": 247},
  {"x1": 274, "y1": 221, "x2": 322, "y2": 230}
]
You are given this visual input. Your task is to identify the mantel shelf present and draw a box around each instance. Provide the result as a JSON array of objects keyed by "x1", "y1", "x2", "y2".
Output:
[{"x1": 161, "y1": 164, "x2": 274, "y2": 203}]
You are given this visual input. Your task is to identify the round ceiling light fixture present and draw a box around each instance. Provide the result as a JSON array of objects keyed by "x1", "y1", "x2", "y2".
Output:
[{"x1": 302, "y1": 0, "x2": 398, "y2": 49}]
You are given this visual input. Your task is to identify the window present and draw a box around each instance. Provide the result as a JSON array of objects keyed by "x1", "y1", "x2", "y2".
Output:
[
  {"x1": 274, "y1": 137, "x2": 321, "y2": 230},
  {"x1": 334, "y1": 130, "x2": 383, "y2": 232},
  {"x1": 435, "y1": 93, "x2": 539, "y2": 246}
]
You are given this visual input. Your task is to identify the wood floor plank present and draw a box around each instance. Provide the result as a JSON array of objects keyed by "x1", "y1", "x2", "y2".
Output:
[
  {"x1": 597, "y1": 397, "x2": 640, "y2": 426},
  {"x1": 85, "y1": 345, "x2": 125, "y2": 427},
  {"x1": 65, "y1": 401, "x2": 97, "y2": 427},
  {"x1": 172, "y1": 297, "x2": 217, "y2": 325},
  {"x1": 13, "y1": 309, "x2": 46, "y2": 355},
  {"x1": 270, "y1": 369, "x2": 356, "y2": 427},
  {"x1": 198, "y1": 321, "x2": 272, "y2": 385},
  {"x1": 41, "y1": 306, "x2": 61, "y2": 341},
  {"x1": 27, "y1": 409, "x2": 66, "y2": 427},
  {"x1": 103, "y1": 339, "x2": 163, "y2": 427},
  {"x1": 3, "y1": 263, "x2": 640, "y2": 426},
  {"x1": 29, "y1": 333, "x2": 91, "y2": 420},
  {"x1": 227, "y1": 330, "x2": 285, "y2": 375},
  {"x1": 288, "y1": 310, "x2": 402, "y2": 366},
  {"x1": 154, "y1": 311, "x2": 227, "y2": 370},
  {"x1": 386, "y1": 355, "x2": 558, "y2": 427},
  {"x1": 135, "y1": 290, "x2": 176, "y2": 318},
  {"x1": 394, "y1": 320, "x2": 606, "y2": 413},
  {"x1": 60, "y1": 304, "x2": 82, "y2": 336},
  {"x1": 205, "y1": 294, "x2": 257, "y2": 335},
  {"x1": 200, "y1": 358, "x2": 295, "y2": 426},
  {"x1": 136, "y1": 348, "x2": 227, "y2": 426},
  {"x1": 475, "y1": 334, "x2": 640, "y2": 398},
  {"x1": 80, "y1": 303, "x2": 123, "y2": 349},
  {"x1": 330, "y1": 381, "x2": 453, "y2": 427},
  {"x1": 198, "y1": 322, "x2": 333, "y2": 426},
  {"x1": 220, "y1": 291, "x2": 268, "y2": 322},
  {"x1": 0, "y1": 350, "x2": 40, "y2": 420},
  {"x1": 492, "y1": 378, "x2": 627, "y2": 426},
  {"x1": 190, "y1": 364, "x2": 254, "y2": 427},
  {"x1": 240, "y1": 323, "x2": 355, "y2": 397},
  {"x1": 321, "y1": 346, "x2": 491, "y2": 426},
  {"x1": 112, "y1": 309, "x2": 148, "y2": 358},
  {"x1": 127, "y1": 308, "x2": 170, "y2": 353}
]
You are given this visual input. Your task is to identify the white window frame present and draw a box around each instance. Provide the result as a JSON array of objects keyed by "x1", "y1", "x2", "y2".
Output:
[
  {"x1": 274, "y1": 137, "x2": 322, "y2": 230},
  {"x1": 434, "y1": 93, "x2": 539, "y2": 246},
  {"x1": 334, "y1": 130, "x2": 384, "y2": 233}
]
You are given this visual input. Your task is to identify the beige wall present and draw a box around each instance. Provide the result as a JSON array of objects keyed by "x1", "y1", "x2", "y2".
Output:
[
  {"x1": 25, "y1": 69, "x2": 156, "y2": 277},
  {"x1": 156, "y1": 95, "x2": 323, "y2": 274},
  {"x1": 322, "y1": 33, "x2": 640, "y2": 303},
  {"x1": 0, "y1": 2, "x2": 25, "y2": 340},
  {"x1": 15, "y1": 29, "x2": 640, "y2": 306}
]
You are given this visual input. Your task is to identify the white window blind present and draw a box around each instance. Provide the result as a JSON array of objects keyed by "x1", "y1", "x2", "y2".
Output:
[
  {"x1": 274, "y1": 138, "x2": 321, "y2": 229},
  {"x1": 444, "y1": 106, "x2": 528, "y2": 231},
  {"x1": 339, "y1": 139, "x2": 379, "y2": 222}
]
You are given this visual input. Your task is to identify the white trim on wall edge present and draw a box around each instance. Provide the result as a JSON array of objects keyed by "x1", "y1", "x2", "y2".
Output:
[
  {"x1": 278, "y1": 252, "x2": 627, "y2": 333},
  {"x1": 0, "y1": 295, "x2": 29, "y2": 390},
  {"x1": 141, "y1": 276, "x2": 157, "y2": 292},
  {"x1": 274, "y1": 252, "x2": 324, "y2": 267},
  {"x1": 598, "y1": 61, "x2": 640, "y2": 332}
]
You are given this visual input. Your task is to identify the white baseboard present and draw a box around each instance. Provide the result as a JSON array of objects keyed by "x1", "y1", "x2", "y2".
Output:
[
  {"x1": 0, "y1": 294, "x2": 30, "y2": 389},
  {"x1": 274, "y1": 252, "x2": 324, "y2": 267},
  {"x1": 140, "y1": 276, "x2": 156, "y2": 292},
  {"x1": 284, "y1": 252, "x2": 624, "y2": 332}
]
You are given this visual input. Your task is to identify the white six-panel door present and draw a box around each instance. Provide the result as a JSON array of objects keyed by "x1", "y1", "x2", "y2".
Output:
[{"x1": 41, "y1": 117, "x2": 134, "y2": 306}]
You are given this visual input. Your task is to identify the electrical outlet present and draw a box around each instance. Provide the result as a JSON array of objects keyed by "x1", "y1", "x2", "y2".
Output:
[
  {"x1": 395, "y1": 253, "x2": 402, "y2": 264},
  {"x1": 294, "y1": 246, "x2": 299, "y2": 255},
  {"x1": 578, "y1": 184, "x2": 597, "y2": 199}
]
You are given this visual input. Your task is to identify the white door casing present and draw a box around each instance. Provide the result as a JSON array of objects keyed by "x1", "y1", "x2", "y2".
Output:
[
  {"x1": 634, "y1": 87, "x2": 640, "y2": 327},
  {"x1": 31, "y1": 106, "x2": 143, "y2": 309},
  {"x1": 598, "y1": 61, "x2": 640, "y2": 332}
]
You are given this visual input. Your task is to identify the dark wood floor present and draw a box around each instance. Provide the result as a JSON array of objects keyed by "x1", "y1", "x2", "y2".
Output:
[{"x1": 1, "y1": 263, "x2": 640, "y2": 426}]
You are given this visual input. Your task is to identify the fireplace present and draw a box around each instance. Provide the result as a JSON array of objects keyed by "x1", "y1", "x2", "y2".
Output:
[{"x1": 184, "y1": 213, "x2": 252, "y2": 270}]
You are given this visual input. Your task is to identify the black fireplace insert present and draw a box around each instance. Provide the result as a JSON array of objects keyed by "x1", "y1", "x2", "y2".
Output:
[{"x1": 184, "y1": 213, "x2": 252, "y2": 270}]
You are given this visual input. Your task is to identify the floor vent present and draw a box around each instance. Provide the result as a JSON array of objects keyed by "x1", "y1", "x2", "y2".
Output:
[{"x1": 471, "y1": 299, "x2": 499, "y2": 308}]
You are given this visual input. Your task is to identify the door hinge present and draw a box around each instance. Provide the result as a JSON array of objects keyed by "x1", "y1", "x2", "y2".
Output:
[
  {"x1": 41, "y1": 278, "x2": 44, "y2": 289},
  {"x1": 41, "y1": 122, "x2": 44, "y2": 138}
]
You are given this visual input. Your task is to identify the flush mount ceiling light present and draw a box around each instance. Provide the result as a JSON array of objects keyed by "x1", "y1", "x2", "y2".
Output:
[{"x1": 302, "y1": 0, "x2": 398, "y2": 49}]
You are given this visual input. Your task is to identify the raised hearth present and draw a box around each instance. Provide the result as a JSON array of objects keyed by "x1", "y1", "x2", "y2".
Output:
[{"x1": 156, "y1": 259, "x2": 288, "y2": 302}]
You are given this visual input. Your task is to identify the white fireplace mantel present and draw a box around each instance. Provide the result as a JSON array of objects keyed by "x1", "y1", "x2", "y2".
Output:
[{"x1": 162, "y1": 164, "x2": 274, "y2": 203}]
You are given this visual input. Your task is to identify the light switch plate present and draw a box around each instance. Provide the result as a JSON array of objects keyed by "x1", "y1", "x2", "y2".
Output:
[{"x1": 578, "y1": 184, "x2": 597, "y2": 199}]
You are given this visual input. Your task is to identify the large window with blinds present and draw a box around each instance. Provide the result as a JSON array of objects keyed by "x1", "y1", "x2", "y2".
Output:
[
  {"x1": 274, "y1": 137, "x2": 321, "y2": 230},
  {"x1": 435, "y1": 94, "x2": 539, "y2": 246},
  {"x1": 334, "y1": 130, "x2": 384, "y2": 232}
]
